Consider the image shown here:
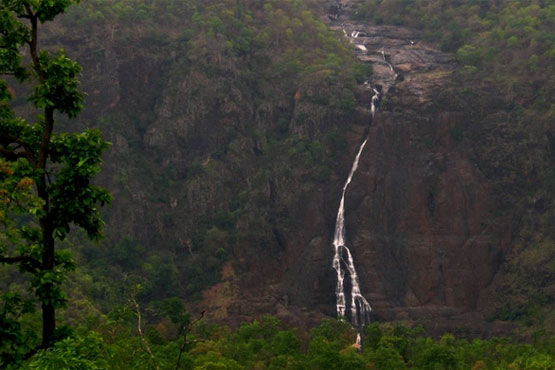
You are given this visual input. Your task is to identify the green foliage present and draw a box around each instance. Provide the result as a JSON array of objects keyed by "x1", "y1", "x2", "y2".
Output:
[
  {"x1": 49, "y1": 130, "x2": 111, "y2": 240},
  {"x1": 456, "y1": 44, "x2": 482, "y2": 66},
  {"x1": 1, "y1": 0, "x2": 111, "y2": 362},
  {"x1": 8, "y1": 313, "x2": 552, "y2": 369},
  {"x1": 52, "y1": 0, "x2": 365, "y2": 307},
  {"x1": 370, "y1": 345, "x2": 406, "y2": 370},
  {"x1": 0, "y1": 293, "x2": 38, "y2": 367},
  {"x1": 24, "y1": 331, "x2": 108, "y2": 370},
  {"x1": 29, "y1": 50, "x2": 84, "y2": 117},
  {"x1": 111, "y1": 236, "x2": 145, "y2": 270},
  {"x1": 353, "y1": 63, "x2": 374, "y2": 83},
  {"x1": 355, "y1": 0, "x2": 555, "y2": 119},
  {"x1": 153, "y1": 297, "x2": 191, "y2": 336}
]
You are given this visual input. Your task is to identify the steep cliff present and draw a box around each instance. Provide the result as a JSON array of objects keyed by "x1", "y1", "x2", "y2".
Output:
[{"x1": 36, "y1": 0, "x2": 553, "y2": 336}]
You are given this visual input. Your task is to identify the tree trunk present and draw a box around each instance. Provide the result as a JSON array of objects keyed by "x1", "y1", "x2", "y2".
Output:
[
  {"x1": 39, "y1": 186, "x2": 55, "y2": 348},
  {"x1": 37, "y1": 105, "x2": 55, "y2": 348}
]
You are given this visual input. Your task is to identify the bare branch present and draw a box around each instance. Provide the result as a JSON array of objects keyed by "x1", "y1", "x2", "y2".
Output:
[
  {"x1": 131, "y1": 297, "x2": 160, "y2": 370},
  {"x1": 45, "y1": 170, "x2": 52, "y2": 186},
  {"x1": 22, "y1": 5, "x2": 43, "y2": 83},
  {"x1": 175, "y1": 311, "x2": 205, "y2": 370},
  {"x1": 1, "y1": 135, "x2": 38, "y2": 166},
  {"x1": 0, "y1": 146, "x2": 26, "y2": 161},
  {"x1": 0, "y1": 255, "x2": 41, "y2": 270}
]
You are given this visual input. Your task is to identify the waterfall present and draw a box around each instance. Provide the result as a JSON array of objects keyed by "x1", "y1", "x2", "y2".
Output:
[
  {"x1": 333, "y1": 12, "x2": 392, "y2": 335},
  {"x1": 371, "y1": 88, "x2": 380, "y2": 117},
  {"x1": 331, "y1": 50, "x2": 382, "y2": 330},
  {"x1": 381, "y1": 49, "x2": 395, "y2": 72},
  {"x1": 332, "y1": 137, "x2": 372, "y2": 327}
]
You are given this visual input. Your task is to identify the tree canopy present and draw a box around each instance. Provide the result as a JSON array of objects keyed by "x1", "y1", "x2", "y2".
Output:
[{"x1": 0, "y1": 0, "x2": 111, "y2": 365}]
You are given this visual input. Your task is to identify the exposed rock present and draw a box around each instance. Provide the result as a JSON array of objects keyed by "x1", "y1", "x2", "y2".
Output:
[{"x1": 207, "y1": 0, "x2": 531, "y2": 336}]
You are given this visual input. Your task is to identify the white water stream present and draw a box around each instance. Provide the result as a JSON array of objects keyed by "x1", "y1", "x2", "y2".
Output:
[
  {"x1": 331, "y1": 137, "x2": 372, "y2": 327},
  {"x1": 381, "y1": 49, "x2": 395, "y2": 72},
  {"x1": 331, "y1": 16, "x2": 394, "y2": 338}
]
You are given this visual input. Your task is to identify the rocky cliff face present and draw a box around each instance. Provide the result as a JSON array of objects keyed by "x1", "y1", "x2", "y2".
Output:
[
  {"x1": 43, "y1": 0, "x2": 553, "y2": 336},
  {"x1": 199, "y1": 3, "x2": 554, "y2": 336}
]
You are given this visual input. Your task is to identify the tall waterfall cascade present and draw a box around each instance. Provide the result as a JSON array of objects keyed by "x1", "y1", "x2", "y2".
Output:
[
  {"x1": 332, "y1": 19, "x2": 394, "y2": 333},
  {"x1": 331, "y1": 137, "x2": 372, "y2": 327},
  {"x1": 326, "y1": 0, "x2": 458, "y2": 342},
  {"x1": 331, "y1": 88, "x2": 381, "y2": 329}
]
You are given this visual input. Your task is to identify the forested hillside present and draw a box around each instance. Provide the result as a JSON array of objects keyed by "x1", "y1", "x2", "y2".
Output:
[
  {"x1": 42, "y1": 0, "x2": 368, "y2": 313},
  {"x1": 353, "y1": 0, "x2": 555, "y2": 332},
  {"x1": 1, "y1": 0, "x2": 553, "y2": 368}
]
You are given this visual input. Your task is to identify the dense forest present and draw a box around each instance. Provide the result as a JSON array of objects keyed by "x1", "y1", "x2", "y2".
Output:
[
  {"x1": 1, "y1": 0, "x2": 554, "y2": 368},
  {"x1": 12, "y1": 318, "x2": 555, "y2": 369}
]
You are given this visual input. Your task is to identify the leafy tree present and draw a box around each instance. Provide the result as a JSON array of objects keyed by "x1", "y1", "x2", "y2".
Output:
[
  {"x1": 23, "y1": 331, "x2": 108, "y2": 370},
  {"x1": 307, "y1": 336, "x2": 342, "y2": 370},
  {"x1": 270, "y1": 330, "x2": 301, "y2": 357},
  {"x1": 456, "y1": 44, "x2": 482, "y2": 66},
  {"x1": 0, "y1": 0, "x2": 111, "y2": 362},
  {"x1": 370, "y1": 345, "x2": 406, "y2": 370}
]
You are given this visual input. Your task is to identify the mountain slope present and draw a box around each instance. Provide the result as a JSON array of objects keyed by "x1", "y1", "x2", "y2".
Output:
[{"x1": 27, "y1": 0, "x2": 554, "y2": 336}]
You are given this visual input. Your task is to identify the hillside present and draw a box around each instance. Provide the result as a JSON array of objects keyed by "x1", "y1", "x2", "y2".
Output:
[
  {"x1": 1, "y1": 0, "x2": 554, "y2": 367},
  {"x1": 39, "y1": 0, "x2": 554, "y2": 334}
]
